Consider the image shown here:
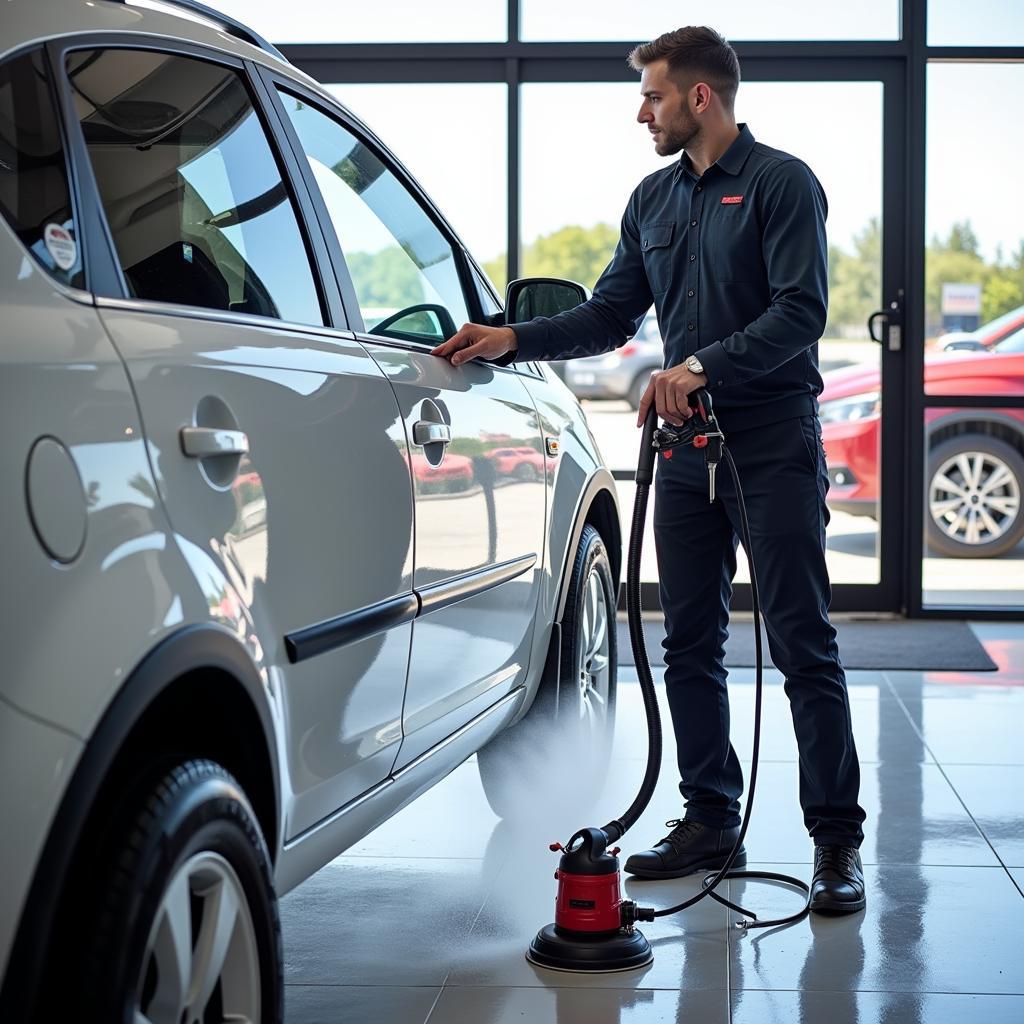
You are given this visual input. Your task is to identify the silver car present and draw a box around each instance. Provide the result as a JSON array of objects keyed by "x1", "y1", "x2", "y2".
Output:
[
  {"x1": 0, "y1": 3, "x2": 620, "y2": 1020},
  {"x1": 564, "y1": 312, "x2": 665, "y2": 409}
]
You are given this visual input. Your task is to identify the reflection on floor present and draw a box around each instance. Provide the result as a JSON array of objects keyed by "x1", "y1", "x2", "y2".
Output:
[{"x1": 281, "y1": 620, "x2": 1024, "y2": 1023}]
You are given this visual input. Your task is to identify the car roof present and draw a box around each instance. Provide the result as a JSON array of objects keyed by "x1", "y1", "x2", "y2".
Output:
[{"x1": 2, "y1": 0, "x2": 321, "y2": 92}]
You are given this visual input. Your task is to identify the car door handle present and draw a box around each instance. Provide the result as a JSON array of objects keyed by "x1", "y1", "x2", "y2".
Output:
[
  {"x1": 180, "y1": 426, "x2": 250, "y2": 458},
  {"x1": 413, "y1": 421, "x2": 451, "y2": 446}
]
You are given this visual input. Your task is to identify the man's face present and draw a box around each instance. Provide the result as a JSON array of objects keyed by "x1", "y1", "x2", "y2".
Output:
[{"x1": 637, "y1": 59, "x2": 700, "y2": 157}]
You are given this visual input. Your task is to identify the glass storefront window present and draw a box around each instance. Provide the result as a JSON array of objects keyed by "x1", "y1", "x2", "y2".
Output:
[
  {"x1": 925, "y1": 64, "x2": 1024, "y2": 394},
  {"x1": 922, "y1": 408, "x2": 1024, "y2": 607},
  {"x1": 522, "y1": 81, "x2": 884, "y2": 588},
  {"x1": 213, "y1": 0, "x2": 507, "y2": 43},
  {"x1": 928, "y1": 0, "x2": 1024, "y2": 47},
  {"x1": 521, "y1": 0, "x2": 899, "y2": 42}
]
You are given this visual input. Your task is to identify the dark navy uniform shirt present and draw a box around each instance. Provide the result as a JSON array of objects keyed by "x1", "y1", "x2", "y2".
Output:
[{"x1": 511, "y1": 124, "x2": 829, "y2": 433}]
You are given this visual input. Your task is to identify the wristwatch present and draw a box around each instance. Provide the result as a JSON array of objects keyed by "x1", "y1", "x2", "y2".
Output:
[{"x1": 684, "y1": 354, "x2": 705, "y2": 376}]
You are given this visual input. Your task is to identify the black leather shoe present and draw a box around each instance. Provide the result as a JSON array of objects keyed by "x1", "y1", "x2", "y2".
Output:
[
  {"x1": 809, "y1": 844, "x2": 866, "y2": 914},
  {"x1": 624, "y1": 819, "x2": 746, "y2": 879}
]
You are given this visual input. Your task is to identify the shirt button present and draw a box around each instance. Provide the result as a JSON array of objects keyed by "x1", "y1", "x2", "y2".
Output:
[
  {"x1": 688, "y1": 290, "x2": 695, "y2": 297},
  {"x1": 696, "y1": 186, "x2": 703, "y2": 192},
  {"x1": 689, "y1": 254, "x2": 696, "y2": 262},
  {"x1": 687, "y1": 323, "x2": 695, "y2": 331},
  {"x1": 691, "y1": 220, "x2": 697, "y2": 227}
]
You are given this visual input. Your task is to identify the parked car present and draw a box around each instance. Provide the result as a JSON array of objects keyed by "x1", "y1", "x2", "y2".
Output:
[
  {"x1": 564, "y1": 312, "x2": 665, "y2": 409},
  {"x1": 0, "y1": 4, "x2": 622, "y2": 1020},
  {"x1": 821, "y1": 328, "x2": 1024, "y2": 557},
  {"x1": 484, "y1": 445, "x2": 548, "y2": 481},
  {"x1": 936, "y1": 303, "x2": 1024, "y2": 352}
]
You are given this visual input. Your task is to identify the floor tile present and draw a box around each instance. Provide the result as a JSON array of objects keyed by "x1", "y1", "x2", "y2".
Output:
[
  {"x1": 733, "y1": 761, "x2": 999, "y2": 867},
  {"x1": 612, "y1": 678, "x2": 927, "y2": 765},
  {"x1": 941, "y1": 765, "x2": 1024, "y2": 866},
  {"x1": 285, "y1": 984, "x2": 440, "y2": 1024},
  {"x1": 885, "y1": 668, "x2": 1024, "y2": 702},
  {"x1": 444, "y1": 836, "x2": 730, "y2": 991},
  {"x1": 428, "y1": 985, "x2": 729, "y2": 1023},
  {"x1": 727, "y1": 863, "x2": 1024, "y2": 995},
  {"x1": 730, "y1": 990, "x2": 1024, "y2": 1024},
  {"x1": 281, "y1": 856, "x2": 501, "y2": 986},
  {"x1": 903, "y1": 700, "x2": 1024, "y2": 764}
]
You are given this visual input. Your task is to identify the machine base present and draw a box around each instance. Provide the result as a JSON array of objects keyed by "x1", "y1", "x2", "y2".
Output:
[{"x1": 526, "y1": 923, "x2": 653, "y2": 973}]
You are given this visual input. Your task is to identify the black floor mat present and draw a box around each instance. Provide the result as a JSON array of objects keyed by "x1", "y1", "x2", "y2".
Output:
[{"x1": 616, "y1": 615, "x2": 997, "y2": 671}]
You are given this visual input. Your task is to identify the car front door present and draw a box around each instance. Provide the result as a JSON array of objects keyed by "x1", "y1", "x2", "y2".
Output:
[
  {"x1": 271, "y1": 87, "x2": 547, "y2": 765},
  {"x1": 61, "y1": 44, "x2": 414, "y2": 837}
]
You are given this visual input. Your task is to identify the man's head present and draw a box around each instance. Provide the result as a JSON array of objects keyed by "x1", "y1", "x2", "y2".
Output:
[{"x1": 629, "y1": 27, "x2": 740, "y2": 157}]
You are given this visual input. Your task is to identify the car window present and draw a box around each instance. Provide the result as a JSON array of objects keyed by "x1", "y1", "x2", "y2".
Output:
[
  {"x1": 0, "y1": 48, "x2": 84, "y2": 289},
  {"x1": 995, "y1": 327, "x2": 1024, "y2": 354},
  {"x1": 66, "y1": 49, "x2": 323, "y2": 325},
  {"x1": 276, "y1": 90, "x2": 469, "y2": 345}
]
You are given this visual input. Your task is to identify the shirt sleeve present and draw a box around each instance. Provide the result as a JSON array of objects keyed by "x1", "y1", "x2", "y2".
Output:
[
  {"x1": 693, "y1": 159, "x2": 828, "y2": 389},
  {"x1": 511, "y1": 186, "x2": 654, "y2": 362}
]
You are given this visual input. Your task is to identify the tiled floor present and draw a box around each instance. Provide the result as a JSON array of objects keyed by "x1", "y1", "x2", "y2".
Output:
[{"x1": 280, "y1": 621, "x2": 1024, "y2": 1023}]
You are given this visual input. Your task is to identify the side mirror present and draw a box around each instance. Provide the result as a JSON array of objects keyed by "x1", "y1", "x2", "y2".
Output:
[{"x1": 506, "y1": 277, "x2": 587, "y2": 324}]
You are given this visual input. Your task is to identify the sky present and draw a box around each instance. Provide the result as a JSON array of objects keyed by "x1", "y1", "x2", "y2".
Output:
[{"x1": 197, "y1": 1, "x2": 1024, "y2": 265}]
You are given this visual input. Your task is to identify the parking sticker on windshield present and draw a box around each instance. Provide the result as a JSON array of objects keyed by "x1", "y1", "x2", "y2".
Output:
[{"x1": 44, "y1": 223, "x2": 77, "y2": 271}]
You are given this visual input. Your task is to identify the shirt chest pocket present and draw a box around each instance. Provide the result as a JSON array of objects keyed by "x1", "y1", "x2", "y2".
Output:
[
  {"x1": 640, "y1": 221, "x2": 675, "y2": 294},
  {"x1": 711, "y1": 205, "x2": 763, "y2": 283}
]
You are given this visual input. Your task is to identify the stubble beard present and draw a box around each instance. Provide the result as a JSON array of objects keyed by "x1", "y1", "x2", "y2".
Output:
[{"x1": 655, "y1": 110, "x2": 701, "y2": 158}]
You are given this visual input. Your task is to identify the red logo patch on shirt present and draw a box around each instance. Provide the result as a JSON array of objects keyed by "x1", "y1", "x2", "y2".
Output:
[{"x1": 721, "y1": 195, "x2": 744, "y2": 205}]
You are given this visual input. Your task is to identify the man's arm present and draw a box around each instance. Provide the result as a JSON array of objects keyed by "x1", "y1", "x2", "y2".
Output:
[
  {"x1": 691, "y1": 158, "x2": 828, "y2": 389},
  {"x1": 432, "y1": 188, "x2": 653, "y2": 366}
]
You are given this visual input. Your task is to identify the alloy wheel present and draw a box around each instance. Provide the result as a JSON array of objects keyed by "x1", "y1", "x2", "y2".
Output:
[
  {"x1": 137, "y1": 851, "x2": 261, "y2": 1024},
  {"x1": 929, "y1": 449, "x2": 1022, "y2": 547}
]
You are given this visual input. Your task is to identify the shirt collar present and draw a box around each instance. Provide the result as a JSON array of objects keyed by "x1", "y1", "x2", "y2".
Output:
[{"x1": 675, "y1": 123, "x2": 756, "y2": 180}]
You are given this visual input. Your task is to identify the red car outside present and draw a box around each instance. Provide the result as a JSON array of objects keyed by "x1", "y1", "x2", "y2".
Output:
[
  {"x1": 484, "y1": 445, "x2": 547, "y2": 481},
  {"x1": 820, "y1": 329, "x2": 1024, "y2": 557}
]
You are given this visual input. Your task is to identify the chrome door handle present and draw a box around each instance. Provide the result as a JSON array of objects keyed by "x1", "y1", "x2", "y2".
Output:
[
  {"x1": 180, "y1": 426, "x2": 250, "y2": 458},
  {"x1": 413, "y1": 421, "x2": 451, "y2": 446}
]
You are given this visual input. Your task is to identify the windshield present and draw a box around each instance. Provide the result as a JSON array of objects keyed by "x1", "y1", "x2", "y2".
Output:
[
  {"x1": 978, "y1": 305, "x2": 1024, "y2": 340},
  {"x1": 993, "y1": 326, "x2": 1024, "y2": 354}
]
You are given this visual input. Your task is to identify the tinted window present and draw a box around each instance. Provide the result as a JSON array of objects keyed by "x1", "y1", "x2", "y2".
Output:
[
  {"x1": 0, "y1": 48, "x2": 84, "y2": 289},
  {"x1": 68, "y1": 49, "x2": 323, "y2": 325},
  {"x1": 277, "y1": 91, "x2": 469, "y2": 344}
]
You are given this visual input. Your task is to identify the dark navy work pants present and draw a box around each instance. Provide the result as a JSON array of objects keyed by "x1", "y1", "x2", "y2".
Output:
[{"x1": 653, "y1": 413, "x2": 866, "y2": 847}]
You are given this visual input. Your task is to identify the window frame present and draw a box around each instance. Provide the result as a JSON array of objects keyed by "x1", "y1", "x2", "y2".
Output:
[
  {"x1": 47, "y1": 33, "x2": 340, "y2": 329},
  {"x1": 0, "y1": 42, "x2": 91, "y2": 298},
  {"x1": 253, "y1": 64, "x2": 496, "y2": 349}
]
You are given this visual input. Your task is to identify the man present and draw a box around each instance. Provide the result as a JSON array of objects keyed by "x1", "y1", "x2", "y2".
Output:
[{"x1": 432, "y1": 26, "x2": 867, "y2": 914}]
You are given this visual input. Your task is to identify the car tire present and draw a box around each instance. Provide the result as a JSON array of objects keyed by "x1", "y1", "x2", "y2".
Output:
[
  {"x1": 478, "y1": 524, "x2": 617, "y2": 819},
  {"x1": 79, "y1": 759, "x2": 282, "y2": 1024},
  {"x1": 926, "y1": 435, "x2": 1024, "y2": 558},
  {"x1": 514, "y1": 462, "x2": 538, "y2": 482},
  {"x1": 628, "y1": 373, "x2": 651, "y2": 412}
]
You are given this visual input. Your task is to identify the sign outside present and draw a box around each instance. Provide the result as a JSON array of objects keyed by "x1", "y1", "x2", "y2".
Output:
[{"x1": 941, "y1": 283, "x2": 982, "y2": 316}]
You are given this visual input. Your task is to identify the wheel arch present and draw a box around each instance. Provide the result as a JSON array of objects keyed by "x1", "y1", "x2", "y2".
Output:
[
  {"x1": 0, "y1": 624, "x2": 280, "y2": 1022},
  {"x1": 555, "y1": 469, "x2": 622, "y2": 625},
  {"x1": 927, "y1": 411, "x2": 1024, "y2": 457}
]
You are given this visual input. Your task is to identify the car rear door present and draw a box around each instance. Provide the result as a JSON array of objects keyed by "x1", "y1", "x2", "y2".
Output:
[
  {"x1": 268, "y1": 83, "x2": 548, "y2": 766},
  {"x1": 58, "y1": 42, "x2": 414, "y2": 837}
]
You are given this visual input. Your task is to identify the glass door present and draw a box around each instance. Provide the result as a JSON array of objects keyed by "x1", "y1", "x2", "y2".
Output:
[{"x1": 520, "y1": 60, "x2": 907, "y2": 611}]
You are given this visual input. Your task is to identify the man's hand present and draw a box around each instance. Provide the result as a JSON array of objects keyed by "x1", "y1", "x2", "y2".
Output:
[
  {"x1": 636, "y1": 365, "x2": 709, "y2": 428},
  {"x1": 431, "y1": 324, "x2": 518, "y2": 366}
]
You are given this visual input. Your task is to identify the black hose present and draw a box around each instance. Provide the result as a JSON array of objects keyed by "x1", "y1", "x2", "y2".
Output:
[{"x1": 608, "y1": 401, "x2": 811, "y2": 931}]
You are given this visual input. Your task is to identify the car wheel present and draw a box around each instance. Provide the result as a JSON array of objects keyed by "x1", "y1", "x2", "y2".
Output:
[
  {"x1": 478, "y1": 524, "x2": 617, "y2": 819},
  {"x1": 514, "y1": 462, "x2": 538, "y2": 482},
  {"x1": 926, "y1": 435, "x2": 1024, "y2": 558},
  {"x1": 80, "y1": 759, "x2": 282, "y2": 1024},
  {"x1": 628, "y1": 373, "x2": 651, "y2": 412}
]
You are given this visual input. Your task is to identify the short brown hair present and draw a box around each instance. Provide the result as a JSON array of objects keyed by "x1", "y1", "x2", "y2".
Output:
[{"x1": 628, "y1": 27, "x2": 741, "y2": 110}]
